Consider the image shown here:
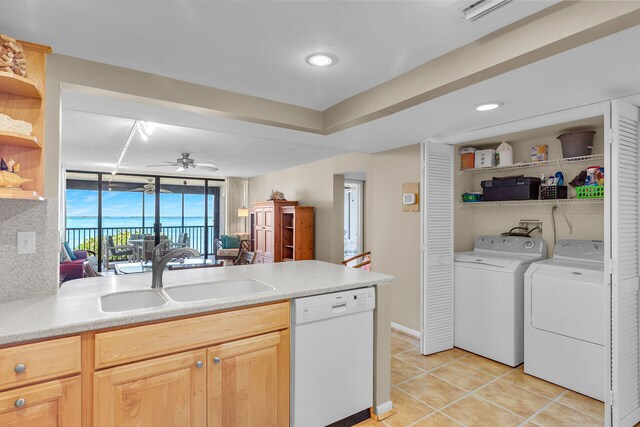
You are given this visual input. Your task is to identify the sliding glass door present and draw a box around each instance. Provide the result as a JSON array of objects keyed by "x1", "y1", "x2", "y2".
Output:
[{"x1": 65, "y1": 171, "x2": 223, "y2": 270}]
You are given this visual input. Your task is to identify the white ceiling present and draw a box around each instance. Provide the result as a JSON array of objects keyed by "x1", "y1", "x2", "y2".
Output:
[
  {"x1": 0, "y1": 0, "x2": 557, "y2": 110},
  {"x1": 60, "y1": 109, "x2": 348, "y2": 178},
  {"x1": 61, "y1": 23, "x2": 640, "y2": 177}
]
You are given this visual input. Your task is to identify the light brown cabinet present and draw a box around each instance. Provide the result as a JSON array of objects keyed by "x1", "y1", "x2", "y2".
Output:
[
  {"x1": 0, "y1": 302, "x2": 290, "y2": 427},
  {"x1": 91, "y1": 301, "x2": 289, "y2": 426},
  {"x1": 208, "y1": 331, "x2": 289, "y2": 427},
  {"x1": 94, "y1": 349, "x2": 207, "y2": 427},
  {"x1": 253, "y1": 201, "x2": 314, "y2": 263},
  {"x1": 0, "y1": 376, "x2": 81, "y2": 426}
]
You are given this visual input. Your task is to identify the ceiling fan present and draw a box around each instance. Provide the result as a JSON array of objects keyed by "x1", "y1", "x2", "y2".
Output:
[
  {"x1": 147, "y1": 153, "x2": 219, "y2": 172},
  {"x1": 127, "y1": 178, "x2": 172, "y2": 195}
]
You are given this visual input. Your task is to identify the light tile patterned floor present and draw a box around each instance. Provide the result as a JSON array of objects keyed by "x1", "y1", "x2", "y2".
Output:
[{"x1": 355, "y1": 331, "x2": 605, "y2": 427}]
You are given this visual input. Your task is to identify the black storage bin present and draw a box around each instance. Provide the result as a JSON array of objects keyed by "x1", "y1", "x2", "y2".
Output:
[
  {"x1": 481, "y1": 176, "x2": 542, "y2": 201},
  {"x1": 540, "y1": 185, "x2": 568, "y2": 200}
]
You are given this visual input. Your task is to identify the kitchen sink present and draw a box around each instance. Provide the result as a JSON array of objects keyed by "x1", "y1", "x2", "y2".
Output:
[
  {"x1": 164, "y1": 280, "x2": 274, "y2": 303},
  {"x1": 101, "y1": 290, "x2": 167, "y2": 312}
]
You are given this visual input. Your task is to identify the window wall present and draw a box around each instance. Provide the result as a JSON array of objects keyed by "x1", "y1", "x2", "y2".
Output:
[{"x1": 65, "y1": 171, "x2": 224, "y2": 270}]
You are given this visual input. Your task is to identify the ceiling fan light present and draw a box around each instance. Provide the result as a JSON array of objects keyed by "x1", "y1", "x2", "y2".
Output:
[
  {"x1": 137, "y1": 126, "x2": 149, "y2": 141},
  {"x1": 142, "y1": 121, "x2": 155, "y2": 135}
]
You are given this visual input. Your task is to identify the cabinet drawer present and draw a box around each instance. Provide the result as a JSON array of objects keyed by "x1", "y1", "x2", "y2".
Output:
[
  {"x1": 95, "y1": 302, "x2": 289, "y2": 369},
  {"x1": 0, "y1": 336, "x2": 80, "y2": 391},
  {"x1": 0, "y1": 376, "x2": 81, "y2": 425}
]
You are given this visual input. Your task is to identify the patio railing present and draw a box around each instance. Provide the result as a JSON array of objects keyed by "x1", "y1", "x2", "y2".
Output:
[{"x1": 66, "y1": 225, "x2": 219, "y2": 260}]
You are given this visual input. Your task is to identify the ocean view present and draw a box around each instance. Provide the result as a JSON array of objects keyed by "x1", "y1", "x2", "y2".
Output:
[{"x1": 66, "y1": 216, "x2": 210, "y2": 229}]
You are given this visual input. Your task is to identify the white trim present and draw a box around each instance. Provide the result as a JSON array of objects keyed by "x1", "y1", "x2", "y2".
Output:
[
  {"x1": 391, "y1": 322, "x2": 421, "y2": 340},
  {"x1": 373, "y1": 400, "x2": 393, "y2": 416}
]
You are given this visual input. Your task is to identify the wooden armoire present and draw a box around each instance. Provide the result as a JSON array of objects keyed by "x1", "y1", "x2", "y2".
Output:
[{"x1": 252, "y1": 201, "x2": 314, "y2": 263}]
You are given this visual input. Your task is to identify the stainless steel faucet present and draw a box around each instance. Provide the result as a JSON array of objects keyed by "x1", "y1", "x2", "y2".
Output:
[{"x1": 151, "y1": 243, "x2": 201, "y2": 288}]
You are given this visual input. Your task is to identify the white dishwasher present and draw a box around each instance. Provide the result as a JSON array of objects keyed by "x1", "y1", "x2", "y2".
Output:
[{"x1": 291, "y1": 287, "x2": 376, "y2": 427}]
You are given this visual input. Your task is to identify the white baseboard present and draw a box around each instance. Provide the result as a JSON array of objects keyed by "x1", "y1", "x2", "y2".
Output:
[
  {"x1": 390, "y1": 322, "x2": 421, "y2": 340},
  {"x1": 374, "y1": 400, "x2": 393, "y2": 416}
]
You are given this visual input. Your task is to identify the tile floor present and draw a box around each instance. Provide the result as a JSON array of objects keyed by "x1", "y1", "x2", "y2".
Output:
[{"x1": 355, "y1": 331, "x2": 605, "y2": 427}]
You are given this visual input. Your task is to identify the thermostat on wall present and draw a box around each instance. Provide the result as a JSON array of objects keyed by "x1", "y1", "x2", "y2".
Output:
[{"x1": 403, "y1": 193, "x2": 416, "y2": 205}]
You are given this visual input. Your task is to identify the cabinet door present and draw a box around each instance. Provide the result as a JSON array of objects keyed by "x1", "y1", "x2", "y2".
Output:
[
  {"x1": 264, "y1": 207, "x2": 274, "y2": 229},
  {"x1": 255, "y1": 227, "x2": 266, "y2": 255},
  {"x1": 264, "y1": 227, "x2": 274, "y2": 259},
  {"x1": 0, "y1": 376, "x2": 81, "y2": 426},
  {"x1": 208, "y1": 330, "x2": 289, "y2": 427},
  {"x1": 255, "y1": 208, "x2": 265, "y2": 227},
  {"x1": 94, "y1": 349, "x2": 206, "y2": 427}
]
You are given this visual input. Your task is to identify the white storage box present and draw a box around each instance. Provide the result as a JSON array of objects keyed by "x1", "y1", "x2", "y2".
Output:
[{"x1": 474, "y1": 149, "x2": 496, "y2": 168}]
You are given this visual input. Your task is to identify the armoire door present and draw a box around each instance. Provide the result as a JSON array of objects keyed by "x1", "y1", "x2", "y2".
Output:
[
  {"x1": 421, "y1": 142, "x2": 455, "y2": 355},
  {"x1": 606, "y1": 100, "x2": 640, "y2": 427},
  {"x1": 94, "y1": 350, "x2": 206, "y2": 427}
]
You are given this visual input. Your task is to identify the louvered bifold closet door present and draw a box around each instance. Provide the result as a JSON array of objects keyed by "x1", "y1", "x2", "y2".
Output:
[
  {"x1": 608, "y1": 100, "x2": 640, "y2": 427},
  {"x1": 421, "y1": 142, "x2": 454, "y2": 355}
]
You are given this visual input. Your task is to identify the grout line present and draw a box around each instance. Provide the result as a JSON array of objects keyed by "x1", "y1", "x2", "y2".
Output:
[
  {"x1": 519, "y1": 389, "x2": 568, "y2": 426},
  {"x1": 407, "y1": 410, "x2": 466, "y2": 427}
]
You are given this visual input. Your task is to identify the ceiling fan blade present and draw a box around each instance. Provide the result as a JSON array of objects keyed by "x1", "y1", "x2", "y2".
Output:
[
  {"x1": 146, "y1": 164, "x2": 177, "y2": 167},
  {"x1": 194, "y1": 165, "x2": 219, "y2": 171},
  {"x1": 176, "y1": 166, "x2": 185, "y2": 172},
  {"x1": 160, "y1": 189, "x2": 173, "y2": 193},
  {"x1": 127, "y1": 187, "x2": 146, "y2": 192}
]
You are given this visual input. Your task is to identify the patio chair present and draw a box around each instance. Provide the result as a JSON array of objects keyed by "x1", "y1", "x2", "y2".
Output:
[
  {"x1": 233, "y1": 250, "x2": 256, "y2": 266},
  {"x1": 102, "y1": 236, "x2": 134, "y2": 270},
  {"x1": 169, "y1": 232, "x2": 190, "y2": 249}
]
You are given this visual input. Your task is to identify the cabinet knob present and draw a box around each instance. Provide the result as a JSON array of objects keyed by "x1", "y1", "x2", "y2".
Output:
[
  {"x1": 14, "y1": 364, "x2": 25, "y2": 374},
  {"x1": 213, "y1": 356, "x2": 221, "y2": 364},
  {"x1": 14, "y1": 398, "x2": 26, "y2": 408},
  {"x1": 196, "y1": 360, "x2": 203, "y2": 369}
]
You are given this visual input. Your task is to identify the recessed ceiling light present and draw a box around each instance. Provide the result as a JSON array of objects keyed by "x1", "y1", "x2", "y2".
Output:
[
  {"x1": 306, "y1": 53, "x2": 334, "y2": 67},
  {"x1": 475, "y1": 102, "x2": 503, "y2": 111}
]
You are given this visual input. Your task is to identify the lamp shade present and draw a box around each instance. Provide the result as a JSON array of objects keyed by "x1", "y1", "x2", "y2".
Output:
[{"x1": 237, "y1": 207, "x2": 250, "y2": 218}]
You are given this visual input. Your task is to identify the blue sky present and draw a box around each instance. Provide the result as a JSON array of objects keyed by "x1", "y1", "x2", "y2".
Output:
[{"x1": 66, "y1": 189, "x2": 207, "y2": 217}]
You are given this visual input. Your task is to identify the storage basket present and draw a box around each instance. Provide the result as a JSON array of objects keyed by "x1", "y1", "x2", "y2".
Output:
[
  {"x1": 575, "y1": 186, "x2": 604, "y2": 199},
  {"x1": 540, "y1": 185, "x2": 568, "y2": 200},
  {"x1": 462, "y1": 192, "x2": 483, "y2": 202}
]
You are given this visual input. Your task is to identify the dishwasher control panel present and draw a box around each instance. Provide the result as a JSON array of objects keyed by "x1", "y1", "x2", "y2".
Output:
[{"x1": 293, "y1": 287, "x2": 376, "y2": 324}]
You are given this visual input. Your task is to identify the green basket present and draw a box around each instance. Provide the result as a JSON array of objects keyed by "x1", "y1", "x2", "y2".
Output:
[{"x1": 575, "y1": 186, "x2": 604, "y2": 199}]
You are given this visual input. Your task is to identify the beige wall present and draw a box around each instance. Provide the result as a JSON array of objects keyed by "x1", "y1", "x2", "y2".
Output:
[
  {"x1": 248, "y1": 152, "x2": 372, "y2": 264},
  {"x1": 367, "y1": 146, "x2": 422, "y2": 332}
]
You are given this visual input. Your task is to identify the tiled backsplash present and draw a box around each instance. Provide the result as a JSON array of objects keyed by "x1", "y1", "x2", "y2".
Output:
[{"x1": 0, "y1": 199, "x2": 59, "y2": 301}]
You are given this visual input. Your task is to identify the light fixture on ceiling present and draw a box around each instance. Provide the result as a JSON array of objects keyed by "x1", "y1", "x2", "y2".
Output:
[
  {"x1": 462, "y1": 0, "x2": 512, "y2": 21},
  {"x1": 475, "y1": 101, "x2": 503, "y2": 111},
  {"x1": 306, "y1": 53, "x2": 335, "y2": 67},
  {"x1": 137, "y1": 121, "x2": 155, "y2": 141}
]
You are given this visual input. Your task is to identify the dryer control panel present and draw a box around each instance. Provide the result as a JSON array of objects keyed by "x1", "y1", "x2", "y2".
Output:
[
  {"x1": 553, "y1": 240, "x2": 604, "y2": 261},
  {"x1": 475, "y1": 235, "x2": 546, "y2": 256}
]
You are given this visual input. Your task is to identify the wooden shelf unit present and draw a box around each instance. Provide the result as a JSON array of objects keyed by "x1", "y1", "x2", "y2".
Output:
[
  {"x1": 0, "y1": 40, "x2": 51, "y2": 200},
  {"x1": 0, "y1": 130, "x2": 39, "y2": 148},
  {"x1": 280, "y1": 206, "x2": 314, "y2": 262},
  {"x1": 0, "y1": 70, "x2": 43, "y2": 99}
]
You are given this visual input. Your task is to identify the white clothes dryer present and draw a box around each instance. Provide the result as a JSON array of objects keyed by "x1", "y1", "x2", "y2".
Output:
[{"x1": 524, "y1": 239, "x2": 605, "y2": 401}]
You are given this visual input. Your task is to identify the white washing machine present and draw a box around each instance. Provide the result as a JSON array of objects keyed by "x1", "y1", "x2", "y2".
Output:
[
  {"x1": 524, "y1": 240, "x2": 605, "y2": 401},
  {"x1": 455, "y1": 235, "x2": 547, "y2": 367}
]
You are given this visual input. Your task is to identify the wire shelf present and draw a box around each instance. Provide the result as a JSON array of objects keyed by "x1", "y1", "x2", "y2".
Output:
[
  {"x1": 458, "y1": 154, "x2": 604, "y2": 175},
  {"x1": 459, "y1": 198, "x2": 604, "y2": 208}
]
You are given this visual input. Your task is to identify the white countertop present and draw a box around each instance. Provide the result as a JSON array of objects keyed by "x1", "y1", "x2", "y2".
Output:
[{"x1": 0, "y1": 261, "x2": 393, "y2": 345}]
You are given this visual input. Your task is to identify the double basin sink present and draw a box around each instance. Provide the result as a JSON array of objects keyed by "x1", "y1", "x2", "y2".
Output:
[{"x1": 100, "y1": 280, "x2": 274, "y2": 313}]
